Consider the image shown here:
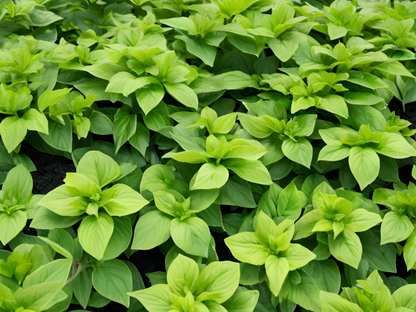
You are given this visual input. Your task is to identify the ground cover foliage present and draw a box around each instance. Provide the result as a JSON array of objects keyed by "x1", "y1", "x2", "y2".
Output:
[{"x1": 2, "y1": 0, "x2": 416, "y2": 311}]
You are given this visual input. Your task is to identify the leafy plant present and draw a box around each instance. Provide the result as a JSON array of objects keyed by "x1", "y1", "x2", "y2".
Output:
[
  {"x1": 128, "y1": 254, "x2": 259, "y2": 311},
  {"x1": 318, "y1": 124, "x2": 416, "y2": 189},
  {"x1": 320, "y1": 270, "x2": 416, "y2": 311},
  {"x1": 225, "y1": 211, "x2": 316, "y2": 296},
  {"x1": 295, "y1": 183, "x2": 382, "y2": 268},
  {"x1": 36, "y1": 151, "x2": 148, "y2": 260},
  {"x1": 0, "y1": 165, "x2": 39, "y2": 245}
]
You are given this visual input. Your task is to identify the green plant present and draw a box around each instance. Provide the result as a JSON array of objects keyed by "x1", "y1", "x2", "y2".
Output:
[{"x1": 128, "y1": 254, "x2": 259, "y2": 311}]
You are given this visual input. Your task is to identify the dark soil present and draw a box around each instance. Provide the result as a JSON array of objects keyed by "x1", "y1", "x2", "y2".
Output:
[
  {"x1": 390, "y1": 100, "x2": 416, "y2": 129},
  {"x1": 21, "y1": 143, "x2": 76, "y2": 194}
]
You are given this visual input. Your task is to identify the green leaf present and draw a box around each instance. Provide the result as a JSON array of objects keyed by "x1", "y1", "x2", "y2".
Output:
[
  {"x1": 106, "y1": 72, "x2": 158, "y2": 96},
  {"x1": 78, "y1": 212, "x2": 114, "y2": 260},
  {"x1": 392, "y1": 284, "x2": 416, "y2": 309},
  {"x1": 93, "y1": 259, "x2": 132, "y2": 307},
  {"x1": 376, "y1": 133, "x2": 416, "y2": 159},
  {"x1": 344, "y1": 209, "x2": 382, "y2": 233},
  {"x1": 39, "y1": 115, "x2": 72, "y2": 153},
  {"x1": 344, "y1": 92, "x2": 384, "y2": 105},
  {"x1": 319, "y1": 95, "x2": 349, "y2": 118},
  {"x1": 2, "y1": 164, "x2": 32, "y2": 203},
  {"x1": 277, "y1": 183, "x2": 302, "y2": 220},
  {"x1": 318, "y1": 145, "x2": 351, "y2": 162},
  {"x1": 0, "y1": 210, "x2": 27, "y2": 245},
  {"x1": 135, "y1": 83, "x2": 165, "y2": 115},
  {"x1": 381, "y1": 211, "x2": 414, "y2": 244},
  {"x1": 102, "y1": 217, "x2": 133, "y2": 261},
  {"x1": 171, "y1": 216, "x2": 210, "y2": 257},
  {"x1": 38, "y1": 228, "x2": 74, "y2": 259},
  {"x1": 23, "y1": 259, "x2": 72, "y2": 288},
  {"x1": 268, "y1": 32, "x2": 302, "y2": 62},
  {"x1": 280, "y1": 244, "x2": 316, "y2": 270},
  {"x1": 192, "y1": 163, "x2": 229, "y2": 190},
  {"x1": 359, "y1": 229, "x2": 397, "y2": 273},
  {"x1": 38, "y1": 185, "x2": 87, "y2": 217},
  {"x1": 73, "y1": 269, "x2": 92, "y2": 309},
  {"x1": 328, "y1": 24, "x2": 348, "y2": 40},
  {"x1": 30, "y1": 207, "x2": 83, "y2": 230},
  {"x1": 100, "y1": 184, "x2": 149, "y2": 217},
  {"x1": 223, "y1": 159, "x2": 272, "y2": 185},
  {"x1": 376, "y1": 61, "x2": 414, "y2": 78},
  {"x1": 404, "y1": 231, "x2": 416, "y2": 270},
  {"x1": 224, "y1": 232, "x2": 270, "y2": 265},
  {"x1": 113, "y1": 106, "x2": 137, "y2": 153},
  {"x1": 177, "y1": 35, "x2": 217, "y2": 67},
  {"x1": 164, "y1": 83, "x2": 198, "y2": 109},
  {"x1": 77, "y1": 151, "x2": 121, "y2": 188},
  {"x1": 0, "y1": 116, "x2": 27, "y2": 153},
  {"x1": 348, "y1": 146, "x2": 380, "y2": 190},
  {"x1": 128, "y1": 284, "x2": 173, "y2": 311},
  {"x1": 265, "y1": 255, "x2": 289, "y2": 297},
  {"x1": 38, "y1": 88, "x2": 71, "y2": 112},
  {"x1": 89, "y1": 111, "x2": 113, "y2": 135},
  {"x1": 196, "y1": 261, "x2": 240, "y2": 303},
  {"x1": 21, "y1": 109, "x2": 48, "y2": 134},
  {"x1": 347, "y1": 71, "x2": 388, "y2": 89},
  {"x1": 167, "y1": 254, "x2": 199, "y2": 297},
  {"x1": 15, "y1": 282, "x2": 65, "y2": 311},
  {"x1": 132, "y1": 210, "x2": 172, "y2": 250},
  {"x1": 282, "y1": 138, "x2": 313, "y2": 168},
  {"x1": 328, "y1": 229, "x2": 362, "y2": 268},
  {"x1": 222, "y1": 287, "x2": 259, "y2": 312},
  {"x1": 320, "y1": 291, "x2": 363, "y2": 312},
  {"x1": 190, "y1": 71, "x2": 258, "y2": 93},
  {"x1": 238, "y1": 114, "x2": 273, "y2": 138},
  {"x1": 215, "y1": 176, "x2": 256, "y2": 208}
]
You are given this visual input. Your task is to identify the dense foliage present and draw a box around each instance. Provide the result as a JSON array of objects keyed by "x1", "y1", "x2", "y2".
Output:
[{"x1": 1, "y1": 0, "x2": 416, "y2": 311}]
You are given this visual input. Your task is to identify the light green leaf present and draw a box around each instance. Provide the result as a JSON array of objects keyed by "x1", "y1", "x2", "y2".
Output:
[
  {"x1": 78, "y1": 212, "x2": 114, "y2": 260},
  {"x1": 192, "y1": 163, "x2": 229, "y2": 190},
  {"x1": 328, "y1": 229, "x2": 362, "y2": 268},
  {"x1": 224, "y1": 232, "x2": 270, "y2": 266},
  {"x1": 23, "y1": 259, "x2": 72, "y2": 288},
  {"x1": 168, "y1": 254, "x2": 199, "y2": 297},
  {"x1": 223, "y1": 158, "x2": 272, "y2": 185},
  {"x1": 318, "y1": 145, "x2": 351, "y2": 162},
  {"x1": 132, "y1": 210, "x2": 172, "y2": 250},
  {"x1": 280, "y1": 244, "x2": 316, "y2": 270},
  {"x1": 37, "y1": 185, "x2": 87, "y2": 217},
  {"x1": 106, "y1": 72, "x2": 158, "y2": 96},
  {"x1": 381, "y1": 211, "x2": 414, "y2": 244},
  {"x1": 344, "y1": 209, "x2": 382, "y2": 233},
  {"x1": 21, "y1": 109, "x2": 48, "y2": 134},
  {"x1": 135, "y1": 83, "x2": 165, "y2": 115},
  {"x1": 164, "y1": 83, "x2": 198, "y2": 110},
  {"x1": 171, "y1": 216, "x2": 210, "y2": 257},
  {"x1": 93, "y1": 259, "x2": 132, "y2": 307},
  {"x1": 100, "y1": 184, "x2": 149, "y2": 217},
  {"x1": 128, "y1": 284, "x2": 173, "y2": 311},
  {"x1": 0, "y1": 116, "x2": 27, "y2": 153},
  {"x1": 348, "y1": 146, "x2": 380, "y2": 190},
  {"x1": 0, "y1": 210, "x2": 27, "y2": 245},
  {"x1": 15, "y1": 282, "x2": 65, "y2": 311},
  {"x1": 2, "y1": 164, "x2": 33, "y2": 203},
  {"x1": 282, "y1": 138, "x2": 313, "y2": 168},
  {"x1": 320, "y1": 291, "x2": 363, "y2": 312},
  {"x1": 77, "y1": 151, "x2": 121, "y2": 188},
  {"x1": 265, "y1": 255, "x2": 289, "y2": 297},
  {"x1": 37, "y1": 88, "x2": 71, "y2": 112},
  {"x1": 196, "y1": 261, "x2": 240, "y2": 304}
]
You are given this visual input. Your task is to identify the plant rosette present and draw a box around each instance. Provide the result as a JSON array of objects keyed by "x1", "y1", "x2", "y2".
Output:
[{"x1": 35, "y1": 151, "x2": 149, "y2": 260}]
